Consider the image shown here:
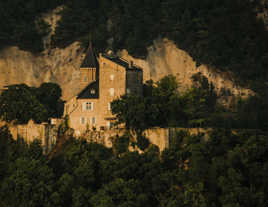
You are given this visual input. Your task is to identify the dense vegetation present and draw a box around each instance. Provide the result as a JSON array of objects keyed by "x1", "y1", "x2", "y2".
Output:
[
  {"x1": 2, "y1": 0, "x2": 267, "y2": 91},
  {"x1": 1, "y1": 1, "x2": 268, "y2": 205},
  {"x1": 0, "y1": 0, "x2": 63, "y2": 52},
  {"x1": 112, "y1": 75, "x2": 268, "y2": 131},
  {"x1": 0, "y1": 83, "x2": 64, "y2": 124},
  {"x1": 1, "y1": 125, "x2": 268, "y2": 207},
  {"x1": 50, "y1": 0, "x2": 268, "y2": 92}
]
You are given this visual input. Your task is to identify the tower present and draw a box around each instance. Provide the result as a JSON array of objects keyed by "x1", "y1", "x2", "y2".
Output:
[{"x1": 80, "y1": 42, "x2": 98, "y2": 90}]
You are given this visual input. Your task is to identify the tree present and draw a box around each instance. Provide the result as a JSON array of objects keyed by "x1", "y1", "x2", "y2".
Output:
[
  {"x1": 36, "y1": 82, "x2": 64, "y2": 118},
  {"x1": 0, "y1": 157, "x2": 55, "y2": 206},
  {"x1": 0, "y1": 126, "x2": 13, "y2": 183},
  {"x1": 0, "y1": 83, "x2": 64, "y2": 124},
  {"x1": 0, "y1": 84, "x2": 47, "y2": 124},
  {"x1": 111, "y1": 94, "x2": 147, "y2": 131},
  {"x1": 111, "y1": 75, "x2": 185, "y2": 131}
]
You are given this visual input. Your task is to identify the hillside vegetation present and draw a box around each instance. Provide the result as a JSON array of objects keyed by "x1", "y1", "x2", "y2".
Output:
[
  {"x1": 51, "y1": 0, "x2": 268, "y2": 92},
  {"x1": 0, "y1": 0, "x2": 63, "y2": 52},
  {"x1": 111, "y1": 75, "x2": 268, "y2": 132},
  {"x1": 1, "y1": 126, "x2": 268, "y2": 207},
  {"x1": 0, "y1": 83, "x2": 64, "y2": 124},
  {"x1": 1, "y1": 0, "x2": 267, "y2": 92}
]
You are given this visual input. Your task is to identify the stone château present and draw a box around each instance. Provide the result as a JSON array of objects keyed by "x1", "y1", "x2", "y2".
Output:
[{"x1": 64, "y1": 45, "x2": 143, "y2": 135}]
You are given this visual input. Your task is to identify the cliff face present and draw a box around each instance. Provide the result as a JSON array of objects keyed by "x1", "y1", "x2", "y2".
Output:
[
  {"x1": 120, "y1": 39, "x2": 252, "y2": 96},
  {"x1": 0, "y1": 43, "x2": 83, "y2": 100},
  {"x1": 0, "y1": 8, "x2": 252, "y2": 100},
  {"x1": 0, "y1": 38, "x2": 252, "y2": 100},
  {"x1": 0, "y1": 7, "x2": 84, "y2": 100}
]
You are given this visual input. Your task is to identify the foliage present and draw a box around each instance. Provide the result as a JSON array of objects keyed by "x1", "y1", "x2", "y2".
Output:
[
  {"x1": 113, "y1": 133, "x2": 130, "y2": 155},
  {"x1": 111, "y1": 94, "x2": 147, "y2": 131},
  {"x1": 1, "y1": 158, "x2": 54, "y2": 207},
  {"x1": 0, "y1": 0, "x2": 63, "y2": 53},
  {"x1": 1, "y1": 125, "x2": 268, "y2": 206},
  {"x1": 0, "y1": 84, "x2": 47, "y2": 124},
  {"x1": 36, "y1": 82, "x2": 64, "y2": 118},
  {"x1": 49, "y1": 0, "x2": 268, "y2": 93},
  {"x1": 136, "y1": 134, "x2": 150, "y2": 151},
  {"x1": 111, "y1": 75, "x2": 185, "y2": 130},
  {"x1": 2, "y1": 0, "x2": 268, "y2": 94},
  {"x1": 0, "y1": 126, "x2": 13, "y2": 182},
  {"x1": 112, "y1": 74, "x2": 268, "y2": 130},
  {"x1": 111, "y1": 74, "x2": 217, "y2": 130},
  {"x1": 0, "y1": 83, "x2": 64, "y2": 124}
]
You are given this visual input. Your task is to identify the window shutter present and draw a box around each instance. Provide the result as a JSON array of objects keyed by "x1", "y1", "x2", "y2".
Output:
[
  {"x1": 82, "y1": 102, "x2": 86, "y2": 111},
  {"x1": 92, "y1": 102, "x2": 94, "y2": 111}
]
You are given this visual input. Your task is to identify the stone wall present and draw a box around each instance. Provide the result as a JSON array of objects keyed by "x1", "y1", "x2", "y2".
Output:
[
  {"x1": 77, "y1": 127, "x2": 211, "y2": 152},
  {"x1": 1, "y1": 118, "x2": 212, "y2": 153},
  {"x1": 0, "y1": 120, "x2": 58, "y2": 154}
]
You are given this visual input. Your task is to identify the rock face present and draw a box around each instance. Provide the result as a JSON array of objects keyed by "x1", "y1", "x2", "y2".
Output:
[
  {"x1": 0, "y1": 6, "x2": 85, "y2": 100},
  {"x1": 120, "y1": 39, "x2": 252, "y2": 96},
  {"x1": 0, "y1": 38, "x2": 252, "y2": 100},
  {"x1": 0, "y1": 8, "x2": 252, "y2": 100},
  {"x1": 0, "y1": 43, "x2": 83, "y2": 100}
]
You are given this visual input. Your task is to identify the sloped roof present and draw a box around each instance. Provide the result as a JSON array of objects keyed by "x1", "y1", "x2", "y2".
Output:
[
  {"x1": 77, "y1": 81, "x2": 99, "y2": 99},
  {"x1": 80, "y1": 43, "x2": 98, "y2": 68},
  {"x1": 102, "y1": 54, "x2": 142, "y2": 71}
]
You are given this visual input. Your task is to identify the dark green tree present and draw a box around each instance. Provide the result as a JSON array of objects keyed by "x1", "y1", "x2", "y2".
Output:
[
  {"x1": 0, "y1": 83, "x2": 64, "y2": 124},
  {"x1": 36, "y1": 82, "x2": 64, "y2": 118},
  {"x1": 0, "y1": 84, "x2": 47, "y2": 124}
]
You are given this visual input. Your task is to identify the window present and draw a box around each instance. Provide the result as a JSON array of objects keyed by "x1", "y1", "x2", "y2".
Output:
[
  {"x1": 83, "y1": 102, "x2": 93, "y2": 111},
  {"x1": 126, "y1": 88, "x2": 131, "y2": 94},
  {"x1": 110, "y1": 74, "x2": 114, "y2": 80},
  {"x1": 84, "y1": 75, "x2": 88, "y2": 82},
  {"x1": 80, "y1": 117, "x2": 85, "y2": 124},
  {"x1": 90, "y1": 89, "x2": 96, "y2": 94},
  {"x1": 106, "y1": 121, "x2": 110, "y2": 129},
  {"x1": 86, "y1": 102, "x2": 92, "y2": 110},
  {"x1": 108, "y1": 103, "x2": 111, "y2": 111},
  {"x1": 109, "y1": 88, "x2": 115, "y2": 96},
  {"x1": 92, "y1": 117, "x2": 96, "y2": 125}
]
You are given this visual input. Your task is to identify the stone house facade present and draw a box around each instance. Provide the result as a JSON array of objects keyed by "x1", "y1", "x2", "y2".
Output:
[{"x1": 64, "y1": 47, "x2": 143, "y2": 135}]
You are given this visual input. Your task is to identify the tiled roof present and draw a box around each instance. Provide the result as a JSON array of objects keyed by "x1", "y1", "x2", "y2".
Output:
[{"x1": 102, "y1": 54, "x2": 142, "y2": 71}]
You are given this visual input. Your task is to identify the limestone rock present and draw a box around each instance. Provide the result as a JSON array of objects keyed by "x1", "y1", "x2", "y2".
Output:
[{"x1": 119, "y1": 38, "x2": 253, "y2": 97}]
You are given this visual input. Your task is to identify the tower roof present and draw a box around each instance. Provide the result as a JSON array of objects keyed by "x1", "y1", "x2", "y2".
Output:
[{"x1": 80, "y1": 42, "x2": 98, "y2": 68}]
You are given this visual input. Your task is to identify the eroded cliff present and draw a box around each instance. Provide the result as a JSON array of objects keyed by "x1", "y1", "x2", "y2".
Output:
[
  {"x1": 120, "y1": 39, "x2": 252, "y2": 97},
  {"x1": 0, "y1": 38, "x2": 253, "y2": 100},
  {"x1": 0, "y1": 7, "x2": 253, "y2": 100}
]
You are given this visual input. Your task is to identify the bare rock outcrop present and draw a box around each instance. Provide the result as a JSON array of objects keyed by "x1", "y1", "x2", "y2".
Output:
[
  {"x1": 0, "y1": 7, "x2": 253, "y2": 100},
  {"x1": 120, "y1": 38, "x2": 253, "y2": 96}
]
